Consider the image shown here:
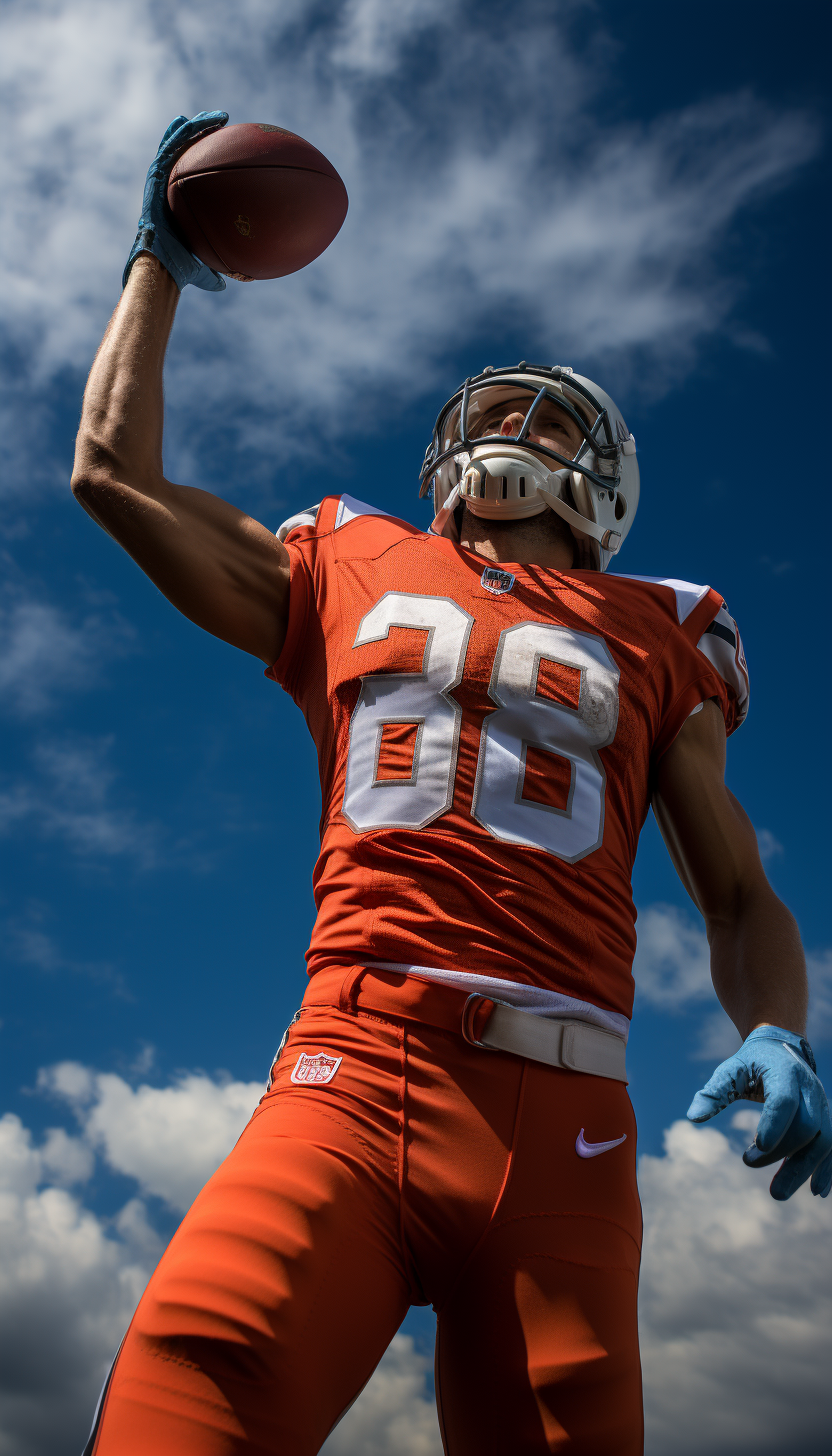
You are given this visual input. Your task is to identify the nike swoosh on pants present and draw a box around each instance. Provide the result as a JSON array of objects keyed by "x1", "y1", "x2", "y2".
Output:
[{"x1": 575, "y1": 1127, "x2": 627, "y2": 1159}]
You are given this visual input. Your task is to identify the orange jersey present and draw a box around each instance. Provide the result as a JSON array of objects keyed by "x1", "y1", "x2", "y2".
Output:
[{"x1": 268, "y1": 495, "x2": 748, "y2": 1030}]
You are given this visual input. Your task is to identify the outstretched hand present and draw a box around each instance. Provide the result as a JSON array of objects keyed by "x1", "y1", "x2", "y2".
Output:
[
  {"x1": 687, "y1": 1025, "x2": 832, "y2": 1200},
  {"x1": 123, "y1": 112, "x2": 229, "y2": 292}
]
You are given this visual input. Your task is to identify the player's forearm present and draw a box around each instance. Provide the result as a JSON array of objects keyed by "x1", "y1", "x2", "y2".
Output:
[
  {"x1": 71, "y1": 255, "x2": 178, "y2": 511},
  {"x1": 706, "y1": 884, "x2": 808, "y2": 1040}
]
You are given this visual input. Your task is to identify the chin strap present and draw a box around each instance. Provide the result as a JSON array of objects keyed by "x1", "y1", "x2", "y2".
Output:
[
  {"x1": 430, "y1": 476, "x2": 621, "y2": 554},
  {"x1": 430, "y1": 483, "x2": 462, "y2": 538},
  {"x1": 537, "y1": 480, "x2": 622, "y2": 553}
]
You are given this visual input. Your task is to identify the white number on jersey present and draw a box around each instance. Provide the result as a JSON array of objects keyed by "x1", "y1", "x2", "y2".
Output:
[
  {"x1": 342, "y1": 593, "x2": 620, "y2": 861},
  {"x1": 471, "y1": 623, "x2": 619, "y2": 862},
  {"x1": 342, "y1": 593, "x2": 474, "y2": 831}
]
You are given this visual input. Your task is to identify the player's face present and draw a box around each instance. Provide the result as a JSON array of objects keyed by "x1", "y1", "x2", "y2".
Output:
[{"x1": 471, "y1": 394, "x2": 586, "y2": 461}]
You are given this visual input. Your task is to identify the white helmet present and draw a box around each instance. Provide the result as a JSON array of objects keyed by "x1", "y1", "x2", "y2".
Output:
[{"x1": 419, "y1": 363, "x2": 639, "y2": 571}]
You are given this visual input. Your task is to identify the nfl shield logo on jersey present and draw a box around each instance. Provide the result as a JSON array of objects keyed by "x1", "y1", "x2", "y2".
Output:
[
  {"x1": 291, "y1": 1051, "x2": 343, "y2": 1085},
  {"x1": 480, "y1": 566, "x2": 516, "y2": 595}
]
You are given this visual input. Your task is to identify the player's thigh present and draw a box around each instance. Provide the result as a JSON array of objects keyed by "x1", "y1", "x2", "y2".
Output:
[
  {"x1": 90, "y1": 1013, "x2": 410, "y2": 1456},
  {"x1": 436, "y1": 1217, "x2": 642, "y2": 1456},
  {"x1": 435, "y1": 1065, "x2": 643, "y2": 1456}
]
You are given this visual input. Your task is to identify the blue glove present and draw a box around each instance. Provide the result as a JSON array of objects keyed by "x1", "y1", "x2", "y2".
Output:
[
  {"x1": 123, "y1": 112, "x2": 229, "y2": 292},
  {"x1": 687, "y1": 1025, "x2": 832, "y2": 1200}
]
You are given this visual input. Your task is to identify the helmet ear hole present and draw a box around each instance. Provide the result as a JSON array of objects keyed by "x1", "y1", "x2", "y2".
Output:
[{"x1": 614, "y1": 493, "x2": 627, "y2": 521}]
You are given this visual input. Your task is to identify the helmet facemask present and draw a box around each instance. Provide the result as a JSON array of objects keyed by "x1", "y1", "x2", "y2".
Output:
[{"x1": 420, "y1": 365, "x2": 639, "y2": 571}]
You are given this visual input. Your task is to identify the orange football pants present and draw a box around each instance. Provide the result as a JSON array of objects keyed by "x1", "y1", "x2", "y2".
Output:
[{"x1": 86, "y1": 969, "x2": 643, "y2": 1455}]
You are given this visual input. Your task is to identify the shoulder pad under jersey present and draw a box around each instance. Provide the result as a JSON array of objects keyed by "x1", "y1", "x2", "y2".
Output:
[
  {"x1": 613, "y1": 572, "x2": 749, "y2": 725},
  {"x1": 276, "y1": 494, "x2": 392, "y2": 542}
]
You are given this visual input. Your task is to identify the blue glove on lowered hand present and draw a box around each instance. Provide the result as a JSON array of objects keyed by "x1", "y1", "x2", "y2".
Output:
[
  {"x1": 123, "y1": 112, "x2": 229, "y2": 292},
  {"x1": 687, "y1": 1025, "x2": 832, "y2": 1200}
]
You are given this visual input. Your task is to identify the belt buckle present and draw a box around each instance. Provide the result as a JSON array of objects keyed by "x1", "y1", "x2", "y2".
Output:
[{"x1": 461, "y1": 993, "x2": 498, "y2": 1049}]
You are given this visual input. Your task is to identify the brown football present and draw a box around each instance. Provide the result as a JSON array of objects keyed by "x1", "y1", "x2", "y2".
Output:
[{"x1": 166, "y1": 122, "x2": 348, "y2": 281}]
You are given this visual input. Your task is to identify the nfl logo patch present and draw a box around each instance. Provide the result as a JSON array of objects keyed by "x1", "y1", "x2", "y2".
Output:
[
  {"x1": 291, "y1": 1051, "x2": 342, "y2": 1085},
  {"x1": 480, "y1": 566, "x2": 515, "y2": 595}
]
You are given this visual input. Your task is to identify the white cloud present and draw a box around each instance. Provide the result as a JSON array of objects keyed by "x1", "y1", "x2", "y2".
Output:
[
  {"x1": 0, "y1": 1113, "x2": 157, "y2": 1456},
  {"x1": 634, "y1": 903, "x2": 832, "y2": 1056},
  {"x1": 4, "y1": 911, "x2": 121, "y2": 991},
  {"x1": 322, "y1": 1334, "x2": 441, "y2": 1456},
  {"x1": 0, "y1": 594, "x2": 133, "y2": 717},
  {"x1": 5, "y1": 1066, "x2": 832, "y2": 1456},
  {"x1": 41, "y1": 1062, "x2": 263, "y2": 1211},
  {"x1": 0, "y1": 737, "x2": 160, "y2": 865},
  {"x1": 730, "y1": 1109, "x2": 761, "y2": 1135},
  {"x1": 639, "y1": 1119, "x2": 832, "y2": 1455},
  {"x1": 690, "y1": 1006, "x2": 742, "y2": 1062},
  {"x1": 39, "y1": 1126, "x2": 95, "y2": 1186},
  {"x1": 755, "y1": 827, "x2": 784, "y2": 863},
  {"x1": 633, "y1": 903, "x2": 714, "y2": 1009},
  {"x1": 0, "y1": 0, "x2": 818, "y2": 499},
  {"x1": 635, "y1": 904, "x2": 832, "y2": 1057},
  {"x1": 0, "y1": 600, "x2": 92, "y2": 715},
  {"x1": 806, "y1": 948, "x2": 832, "y2": 1044},
  {"x1": 332, "y1": 0, "x2": 449, "y2": 75}
]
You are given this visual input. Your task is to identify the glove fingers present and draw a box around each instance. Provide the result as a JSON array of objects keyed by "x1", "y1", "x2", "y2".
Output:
[
  {"x1": 189, "y1": 109, "x2": 229, "y2": 129},
  {"x1": 687, "y1": 1061, "x2": 751, "y2": 1122},
  {"x1": 769, "y1": 1126, "x2": 832, "y2": 1200},
  {"x1": 744, "y1": 1143, "x2": 785, "y2": 1170},
  {"x1": 756, "y1": 1094, "x2": 814, "y2": 1158},
  {"x1": 194, "y1": 267, "x2": 227, "y2": 292},
  {"x1": 172, "y1": 110, "x2": 229, "y2": 149},
  {"x1": 159, "y1": 115, "x2": 189, "y2": 147},
  {"x1": 811, "y1": 1150, "x2": 832, "y2": 1198},
  {"x1": 743, "y1": 1129, "x2": 811, "y2": 1168},
  {"x1": 755, "y1": 1078, "x2": 801, "y2": 1151},
  {"x1": 158, "y1": 112, "x2": 228, "y2": 170}
]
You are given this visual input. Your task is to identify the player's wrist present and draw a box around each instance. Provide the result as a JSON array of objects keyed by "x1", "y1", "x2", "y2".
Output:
[{"x1": 126, "y1": 249, "x2": 177, "y2": 281}]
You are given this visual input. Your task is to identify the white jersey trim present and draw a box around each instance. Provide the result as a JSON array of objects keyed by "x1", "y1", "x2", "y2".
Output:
[
  {"x1": 276, "y1": 504, "x2": 321, "y2": 541},
  {"x1": 334, "y1": 494, "x2": 389, "y2": 530},
  {"x1": 366, "y1": 960, "x2": 630, "y2": 1041},
  {"x1": 276, "y1": 494, "x2": 390, "y2": 542},
  {"x1": 611, "y1": 573, "x2": 711, "y2": 625}
]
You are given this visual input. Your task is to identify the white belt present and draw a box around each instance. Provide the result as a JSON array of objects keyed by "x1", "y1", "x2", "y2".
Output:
[{"x1": 463, "y1": 996, "x2": 628, "y2": 1083}]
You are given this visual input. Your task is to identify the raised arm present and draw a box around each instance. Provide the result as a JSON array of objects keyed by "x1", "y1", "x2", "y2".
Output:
[
  {"x1": 652, "y1": 699, "x2": 831, "y2": 1199},
  {"x1": 71, "y1": 115, "x2": 290, "y2": 666}
]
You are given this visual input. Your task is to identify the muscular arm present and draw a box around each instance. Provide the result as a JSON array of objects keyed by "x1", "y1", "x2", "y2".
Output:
[
  {"x1": 71, "y1": 255, "x2": 290, "y2": 664},
  {"x1": 652, "y1": 699, "x2": 808, "y2": 1039}
]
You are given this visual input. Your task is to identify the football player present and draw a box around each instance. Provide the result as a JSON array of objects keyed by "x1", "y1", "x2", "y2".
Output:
[{"x1": 73, "y1": 114, "x2": 831, "y2": 1456}]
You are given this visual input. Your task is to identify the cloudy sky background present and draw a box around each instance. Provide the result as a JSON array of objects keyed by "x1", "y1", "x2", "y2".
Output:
[{"x1": 1, "y1": 1, "x2": 830, "y2": 1452}]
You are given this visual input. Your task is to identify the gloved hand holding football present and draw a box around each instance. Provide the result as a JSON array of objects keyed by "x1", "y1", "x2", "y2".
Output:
[
  {"x1": 124, "y1": 113, "x2": 349, "y2": 291},
  {"x1": 123, "y1": 111, "x2": 230, "y2": 292}
]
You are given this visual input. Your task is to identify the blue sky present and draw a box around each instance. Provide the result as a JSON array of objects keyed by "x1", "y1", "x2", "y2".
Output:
[{"x1": 1, "y1": 2, "x2": 830, "y2": 1453}]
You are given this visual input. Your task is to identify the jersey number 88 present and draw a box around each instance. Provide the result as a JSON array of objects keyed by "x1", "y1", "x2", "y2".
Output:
[{"x1": 342, "y1": 592, "x2": 620, "y2": 863}]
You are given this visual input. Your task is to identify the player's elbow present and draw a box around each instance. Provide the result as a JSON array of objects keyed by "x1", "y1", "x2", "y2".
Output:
[
  {"x1": 71, "y1": 464, "x2": 115, "y2": 514},
  {"x1": 71, "y1": 426, "x2": 144, "y2": 513}
]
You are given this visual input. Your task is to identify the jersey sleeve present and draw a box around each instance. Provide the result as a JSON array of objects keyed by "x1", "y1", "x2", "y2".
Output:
[
  {"x1": 651, "y1": 589, "x2": 749, "y2": 763},
  {"x1": 692, "y1": 599, "x2": 749, "y2": 726},
  {"x1": 264, "y1": 499, "x2": 334, "y2": 700},
  {"x1": 264, "y1": 494, "x2": 405, "y2": 700}
]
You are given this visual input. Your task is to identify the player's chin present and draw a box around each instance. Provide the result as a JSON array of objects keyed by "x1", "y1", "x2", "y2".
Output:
[{"x1": 222, "y1": 271, "x2": 255, "y2": 282}]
